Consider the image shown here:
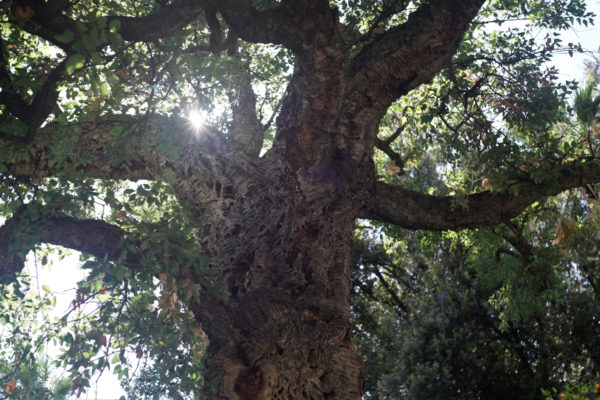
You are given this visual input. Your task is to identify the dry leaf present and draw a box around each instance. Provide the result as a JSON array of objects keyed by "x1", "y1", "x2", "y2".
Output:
[{"x1": 481, "y1": 177, "x2": 491, "y2": 189}]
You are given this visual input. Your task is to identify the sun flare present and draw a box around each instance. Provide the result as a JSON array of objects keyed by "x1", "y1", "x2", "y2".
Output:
[{"x1": 188, "y1": 109, "x2": 207, "y2": 129}]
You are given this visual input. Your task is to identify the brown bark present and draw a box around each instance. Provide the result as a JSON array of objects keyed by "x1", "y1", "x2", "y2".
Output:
[
  {"x1": 15, "y1": 0, "x2": 206, "y2": 50},
  {"x1": 2, "y1": 151, "x2": 368, "y2": 398},
  {"x1": 0, "y1": 205, "x2": 141, "y2": 282},
  {"x1": 186, "y1": 157, "x2": 365, "y2": 399},
  {"x1": 360, "y1": 162, "x2": 600, "y2": 230}
]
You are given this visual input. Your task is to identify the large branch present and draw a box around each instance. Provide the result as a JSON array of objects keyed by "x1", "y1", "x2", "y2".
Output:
[
  {"x1": 2, "y1": 117, "x2": 157, "y2": 181},
  {"x1": 225, "y1": 68, "x2": 265, "y2": 158},
  {"x1": 21, "y1": 0, "x2": 326, "y2": 55},
  {"x1": 116, "y1": 0, "x2": 204, "y2": 42},
  {"x1": 0, "y1": 203, "x2": 231, "y2": 345},
  {"x1": 0, "y1": 204, "x2": 140, "y2": 283},
  {"x1": 349, "y1": 0, "x2": 484, "y2": 106},
  {"x1": 17, "y1": 0, "x2": 205, "y2": 49},
  {"x1": 0, "y1": 113, "x2": 246, "y2": 224},
  {"x1": 360, "y1": 161, "x2": 600, "y2": 230},
  {"x1": 0, "y1": 203, "x2": 223, "y2": 326},
  {"x1": 0, "y1": 113, "x2": 269, "y2": 230},
  {"x1": 339, "y1": 0, "x2": 485, "y2": 162},
  {"x1": 213, "y1": 0, "x2": 308, "y2": 53}
]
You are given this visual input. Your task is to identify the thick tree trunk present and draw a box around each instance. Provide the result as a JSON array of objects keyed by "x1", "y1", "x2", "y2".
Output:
[
  {"x1": 0, "y1": 3, "x2": 490, "y2": 398},
  {"x1": 183, "y1": 154, "x2": 365, "y2": 399}
]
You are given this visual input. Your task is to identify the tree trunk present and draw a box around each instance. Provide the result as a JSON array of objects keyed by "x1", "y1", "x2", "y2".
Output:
[
  {"x1": 0, "y1": 2, "x2": 492, "y2": 398},
  {"x1": 184, "y1": 154, "x2": 365, "y2": 399}
]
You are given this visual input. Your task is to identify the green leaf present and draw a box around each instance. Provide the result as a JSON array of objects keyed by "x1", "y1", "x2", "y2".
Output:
[
  {"x1": 75, "y1": 22, "x2": 87, "y2": 34},
  {"x1": 55, "y1": 29, "x2": 75, "y2": 44},
  {"x1": 66, "y1": 54, "x2": 85, "y2": 74},
  {"x1": 99, "y1": 81, "x2": 110, "y2": 96},
  {"x1": 90, "y1": 52, "x2": 105, "y2": 65},
  {"x1": 109, "y1": 19, "x2": 121, "y2": 33},
  {"x1": 96, "y1": 16, "x2": 107, "y2": 28}
]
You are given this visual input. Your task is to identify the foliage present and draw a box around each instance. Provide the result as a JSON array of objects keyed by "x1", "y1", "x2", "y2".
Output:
[
  {"x1": 542, "y1": 375, "x2": 600, "y2": 400},
  {"x1": 354, "y1": 63, "x2": 600, "y2": 397},
  {"x1": 0, "y1": 275, "x2": 70, "y2": 399},
  {"x1": 0, "y1": 358, "x2": 71, "y2": 400},
  {"x1": 352, "y1": 217, "x2": 600, "y2": 399},
  {"x1": 0, "y1": 180, "x2": 213, "y2": 397}
]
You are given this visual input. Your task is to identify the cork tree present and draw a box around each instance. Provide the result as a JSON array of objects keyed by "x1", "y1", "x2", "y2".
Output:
[{"x1": 0, "y1": 0, "x2": 597, "y2": 398}]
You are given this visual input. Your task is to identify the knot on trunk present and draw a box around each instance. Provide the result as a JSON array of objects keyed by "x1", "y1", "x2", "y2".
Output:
[{"x1": 234, "y1": 367, "x2": 264, "y2": 400}]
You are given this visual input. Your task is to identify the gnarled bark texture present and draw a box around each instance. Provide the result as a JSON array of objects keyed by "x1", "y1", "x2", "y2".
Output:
[{"x1": 188, "y1": 157, "x2": 363, "y2": 399}]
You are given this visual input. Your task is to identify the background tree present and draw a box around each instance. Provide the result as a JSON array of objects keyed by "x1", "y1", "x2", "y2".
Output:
[
  {"x1": 0, "y1": 0, "x2": 599, "y2": 399},
  {"x1": 0, "y1": 273, "x2": 71, "y2": 400},
  {"x1": 352, "y1": 220, "x2": 600, "y2": 399},
  {"x1": 352, "y1": 74, "x2": 600, "y2": 399},
  {"x1": 0, "y1": 358, "x2": 71, "y2": 400}
]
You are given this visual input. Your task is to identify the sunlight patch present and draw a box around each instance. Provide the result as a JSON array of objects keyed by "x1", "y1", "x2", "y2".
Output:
[{"x1": 188, "y1": 109, "x2": 207, "y2": 130}]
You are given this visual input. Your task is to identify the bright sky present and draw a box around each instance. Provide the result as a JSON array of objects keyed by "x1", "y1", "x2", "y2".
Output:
[
  {"x1": 25, "y1": 253, "x2": 122, "y2": 400},
  {"x1": 14, "y1": 1, "x2": 600, "y2": 399},
  {"x1": 551, "y1": 0, "x2": 600, "y2": 80}
]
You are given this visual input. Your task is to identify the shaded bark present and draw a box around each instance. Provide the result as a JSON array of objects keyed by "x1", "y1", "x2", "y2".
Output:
[
  {"x1": 360, "y1": 163, "x2": 600, "y2": 230},
  {"x1": 0, "y1": 205, "x2": 141, "y2": 282},
  {"x1": 187, "y1": 157, "x2": 365, "y2": 399},
  {"x1": 15, "y1": 0, "x2": 206, "y2": 50}
]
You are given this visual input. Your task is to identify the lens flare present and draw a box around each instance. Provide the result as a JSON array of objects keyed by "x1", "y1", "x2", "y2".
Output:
[{"x1": 188, "y1": 109, "x2": 207, "y2": 129}]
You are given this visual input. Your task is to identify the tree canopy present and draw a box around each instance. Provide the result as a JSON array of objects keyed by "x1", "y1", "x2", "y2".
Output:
[{"x1": 1, "y1": 0, "x2": 599, "y2": 399}]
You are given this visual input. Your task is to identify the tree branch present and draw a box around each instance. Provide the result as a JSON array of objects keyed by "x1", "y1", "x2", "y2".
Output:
[
  {"x1": 205, "y1": 7, "x2": 225, "y2": 48},
  {"x1": 0, "y1": 204, "x2": 140, "y2": 283},
  {"x1": 350, "y1": 0, "x2": 484, "y2": 102},
  {"x1": 0, "y1": 55, "x2": 66, "y2": 139},
  {"x1": 0, "y1": 115, "x2": 228, "y2": 182},
  {"x1": 115, "y1": 0, "x2": 205, "y2": 43},
  {"x1": 212, "y1": 0, "x2": 306, "y2": 53},
  {"x1": 355, "y1": 0, "x2": 411, "y2": 44},
  {"x1": 2, "y1": 117, "x2": 152, "y2": 181},
  {"x1": 0, "y1": 114, "x2": 269, "y2": 233},
  {"x1": 340, "y1": 0, "x2": 484, "y2": 161},
  {"x1": 359, "y1": 161, "x2": 600, "y2": 230},
  {"x1": 225, "y1": 67, "x2": 265, "y2": 158},
  {"x1": 375, "y1": 138, "x2": 405, "y2": 175},
  {"x1": 17, "y1": 0, "x2": 205, "y2": 49}
]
